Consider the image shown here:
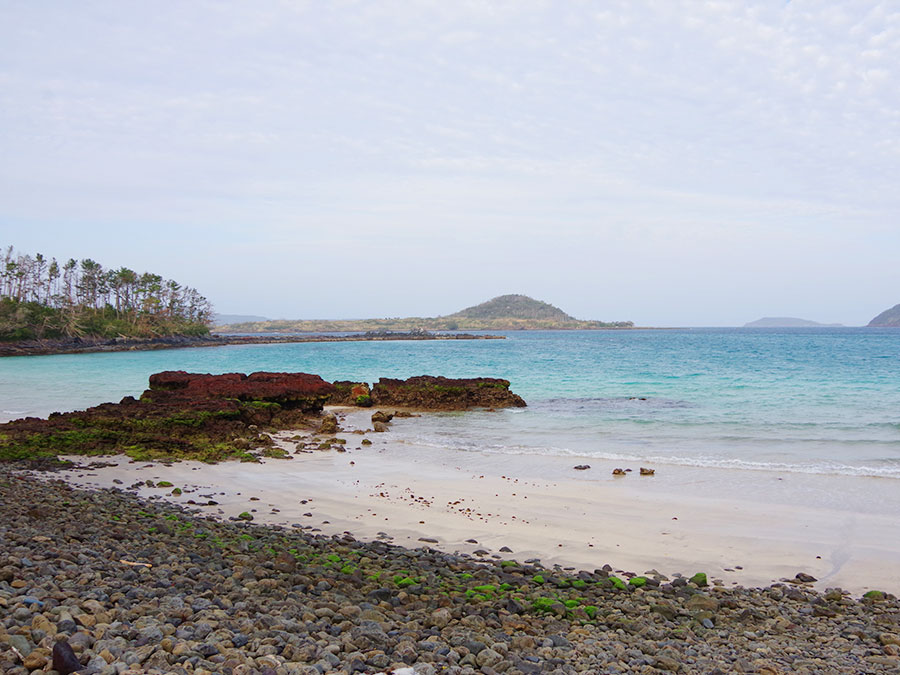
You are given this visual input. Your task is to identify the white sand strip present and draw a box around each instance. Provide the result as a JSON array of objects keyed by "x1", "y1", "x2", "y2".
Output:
[{"x1": 51, "y1": 409, "x2": 900, "y2": 596}]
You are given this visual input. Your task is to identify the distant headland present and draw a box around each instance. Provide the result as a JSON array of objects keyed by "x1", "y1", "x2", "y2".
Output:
[
  {"x1": 868, "y1": 303, "x2": 900, "y2": 327},
  {"x1": 216, "y1": 294, "x2": 634, "y2": 332}
]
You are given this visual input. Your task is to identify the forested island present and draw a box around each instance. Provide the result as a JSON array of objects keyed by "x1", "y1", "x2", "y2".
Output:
[
  {"x1": 0, "y1": 246, "x2": 213, "y2": 342},
  {"x1": 218, "y1": 294, "x2": 634, "y2": 332}
]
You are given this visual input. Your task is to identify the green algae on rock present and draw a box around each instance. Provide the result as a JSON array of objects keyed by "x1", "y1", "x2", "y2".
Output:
[
  {"x1": 0, "y1": 371, "x2": 335, "y2": 464},
  {"x1": 368, "y1": 375, "x2": 527, "y2": 410}
]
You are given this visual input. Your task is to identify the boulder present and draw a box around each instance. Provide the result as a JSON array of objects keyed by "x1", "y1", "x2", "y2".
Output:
[
  {"x1": 328, "y1": 381, "x2": 372, "y2": 407},
  {"x1": 319, "y1": 413, "x2": 339, "y2": 435},
  {"x1": 369, "y1": 376, "x2": 526, "y2": 410},
  {"x1": 371, "y1": 410, "x2": 394, "y2": 424}
]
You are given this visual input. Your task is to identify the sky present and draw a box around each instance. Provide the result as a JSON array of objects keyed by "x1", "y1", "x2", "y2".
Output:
[{"x1": 1, "y1": 1, "x2": 898, "y2": 326}]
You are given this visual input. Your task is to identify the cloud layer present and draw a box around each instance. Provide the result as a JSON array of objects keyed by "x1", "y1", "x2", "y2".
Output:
[{"x1": 2, "y1": 1, "x2": 898, "y2": 325}]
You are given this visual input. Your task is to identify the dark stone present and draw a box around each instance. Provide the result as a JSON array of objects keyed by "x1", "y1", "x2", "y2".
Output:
[
  {"x1": 52, "y1": 640, "x2": 84, "y2": 675},
  {"x1": 368, "y1": 587, "x2": 393, "y2": 602}
]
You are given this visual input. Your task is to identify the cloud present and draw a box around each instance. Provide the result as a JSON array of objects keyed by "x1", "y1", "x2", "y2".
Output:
[{"x1": 0, "y1": 1, "x2": 898, "y2": 324}]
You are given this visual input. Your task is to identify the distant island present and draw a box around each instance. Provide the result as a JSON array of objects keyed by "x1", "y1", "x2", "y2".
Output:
[
  {"x1": 216, "y1": 294, "x2": 634, "y2": 332},
  {"x1": 744, "y1": 317, "x2": 843, "y2": 328},
  {"x1": 868, "y1": 303, "x2": 900, "y2": 327},
  {"x1": 213, "y1": 313, "x2": 269, "y2": 325}
]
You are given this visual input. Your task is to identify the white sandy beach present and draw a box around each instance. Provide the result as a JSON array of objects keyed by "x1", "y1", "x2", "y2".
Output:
[{"x1": 53, "y1": 408, "x2": 900, "y2": 597}]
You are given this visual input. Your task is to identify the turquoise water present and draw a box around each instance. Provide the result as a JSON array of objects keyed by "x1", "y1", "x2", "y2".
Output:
[{"x1": 1, "y1": 328, "x2": 899, "y2": 478}]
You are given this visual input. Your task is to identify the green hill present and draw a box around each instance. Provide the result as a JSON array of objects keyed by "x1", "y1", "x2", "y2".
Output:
[
  {"x1": 868, "y1": 304, "x2": 900, "y2": 327},
  {"x1": 450, "y1": 294, "x2": 574, "y2": 322},
  {"x1": 217, "y1": 294, "x2": 632, "y2": 332}
]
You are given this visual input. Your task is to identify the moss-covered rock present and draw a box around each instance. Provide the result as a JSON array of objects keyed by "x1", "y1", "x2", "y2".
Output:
[
  {"x1": 328, "y1": 381, "x2": 372, "y2": 407},
  {"x1": 690, "y1": 572, "x2": 708, "y2": 587},
  {"x1": 0, "y1": 371, "x2": 334, "y2": 464},
  {"x1": 370, "y1": 375, "x2": 526, "y2": 410}
]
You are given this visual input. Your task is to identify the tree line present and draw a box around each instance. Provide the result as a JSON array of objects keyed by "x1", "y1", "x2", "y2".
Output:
[{"x1": 1, "y1": 245, "x2": 213, "y2": 341}]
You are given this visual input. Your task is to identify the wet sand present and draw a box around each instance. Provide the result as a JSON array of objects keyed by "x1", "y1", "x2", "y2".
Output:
[{"x1": 55, "y1": 408, "x2": 900, "y2": 596}]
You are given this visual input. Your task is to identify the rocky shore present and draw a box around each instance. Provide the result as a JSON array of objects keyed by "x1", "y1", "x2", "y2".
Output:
[
  {"x1": 0, "y1": 372, "x2": 527, "y2": 464},
  {"x1": 2, "y1": 464, "x2": 900, "y2": 675},
  {"x1": 0, "y1": 332, "x2": 503, "y2": 358}
]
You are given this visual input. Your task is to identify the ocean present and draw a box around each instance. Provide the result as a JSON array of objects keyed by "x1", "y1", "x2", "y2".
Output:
[{"x1": 2, "y1": 327, "x2": 899, "y2": 490}]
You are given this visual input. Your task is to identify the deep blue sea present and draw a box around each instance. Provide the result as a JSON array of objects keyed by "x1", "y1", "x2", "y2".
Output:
[{"x1": 2, "y1": 328, "x2": 899, "y2": 479}]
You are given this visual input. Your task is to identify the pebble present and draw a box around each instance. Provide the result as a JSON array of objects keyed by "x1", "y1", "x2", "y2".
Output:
[{"x1": 0, "y1": 464, "x2": 898, "y2": 675}]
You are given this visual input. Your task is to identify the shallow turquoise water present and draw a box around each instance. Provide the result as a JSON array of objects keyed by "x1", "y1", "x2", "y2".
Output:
[{"x1": 1, "y1": 328, "x2": 898, "y2": 477}]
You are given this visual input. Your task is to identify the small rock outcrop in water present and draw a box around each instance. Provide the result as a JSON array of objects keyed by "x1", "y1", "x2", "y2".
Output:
[
  {"x1": 369, "y1": 375, "x2": 526, "y2": 410},
  {"x1": 371, "y1": 410, "x2": 394, "y2": 424}
]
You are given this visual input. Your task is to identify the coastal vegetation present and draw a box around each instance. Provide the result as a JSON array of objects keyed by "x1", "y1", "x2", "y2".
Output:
[
  {"x1": 217, "y1": 294, "x2": 634, "y2": 332},
  {"x1": 0, "y1": 245, "x2": 213, "y2": 341}
]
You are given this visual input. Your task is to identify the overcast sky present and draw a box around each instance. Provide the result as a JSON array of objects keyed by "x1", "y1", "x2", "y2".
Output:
[{"x1": 2, "y1": 1, "x2": 898, "y2": 326}]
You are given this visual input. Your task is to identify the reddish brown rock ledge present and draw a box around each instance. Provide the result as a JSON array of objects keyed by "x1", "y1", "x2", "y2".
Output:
[
  {"x1": 0, "y1": 371, "x2": 336, "y2": 464},
  {"x1": 367, "y1": 375, "x2": 526, "y2": 410}
]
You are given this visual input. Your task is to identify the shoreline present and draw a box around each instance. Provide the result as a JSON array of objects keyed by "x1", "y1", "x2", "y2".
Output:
[
  {"x1": 0, "y1": 331, "x2": 504, "y2": 358},
  {"x1": 7, "y1": 463, "x2": 900, "y2": 674},
  {"x1": 50, "y1": 408, "x2": 900, "y2": 597}
]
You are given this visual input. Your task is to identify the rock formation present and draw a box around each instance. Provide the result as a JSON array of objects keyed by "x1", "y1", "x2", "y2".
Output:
[
  {"x1": 328, "y1": 381, "x2": 373, "y2": 406},
  {"x1": 1, "y1": 371, "x2": 335, "y2": 464},
  {"x1": 148, "y1": 371, "x2": 334, "y2": 411},
  {"x1": 369, "y1": 376, "x2": 526, "y2": 410}
]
